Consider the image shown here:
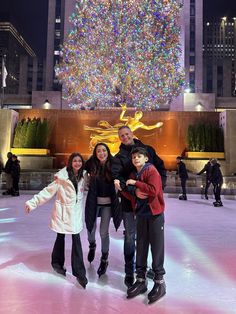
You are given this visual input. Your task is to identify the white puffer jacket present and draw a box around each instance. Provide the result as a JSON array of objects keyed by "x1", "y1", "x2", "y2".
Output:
[{"x1": 25, "y1": 167, "x2": 87, "y2": 234}]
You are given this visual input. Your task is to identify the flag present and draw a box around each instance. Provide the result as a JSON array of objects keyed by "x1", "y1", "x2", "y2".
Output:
[{"x1": 2, "y1": 57, "x2": 7, "y2": 88}]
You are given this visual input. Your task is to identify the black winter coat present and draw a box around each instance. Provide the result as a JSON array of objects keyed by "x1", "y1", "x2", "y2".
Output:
[
  {"x1": 85, "y1": 176, "x2": 122, "y2": 233},
  {"x1": 11, "y1": 160, "x2": 20, "y2": 179},
  {"x1": 112, "y1": 139, "x2": 167, "y2": 188},
  {"x1": 177, "y1": 161, "x2": 188, "y2": 180},
  {"x1": 210, "y1": 163, "x2": 223, "y2": 184},
  {"x1": 4, "y1": 158, "x2": 13, "y2": 174},
  {"x1": 111, "y1": 139, "x2": 167, "y2": 212},
  {"x1": 85, "y1": 157, "x2": 122, "y2": 233}
]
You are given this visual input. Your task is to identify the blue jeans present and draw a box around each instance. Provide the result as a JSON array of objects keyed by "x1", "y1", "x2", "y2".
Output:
[
  {"x1": 123, "y1": 211, "x2": 136, "y2": 276},
  {"x1": 87, "y1": 206, "x2": 111, "y2": 254}
]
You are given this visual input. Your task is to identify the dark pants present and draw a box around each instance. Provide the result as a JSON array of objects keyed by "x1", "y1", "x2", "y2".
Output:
[
  {"x1": 213, "y1": 182, "x2": 222, "y2": 202},
  {"x1": 51, "y1": 233, "x2": 86, "y2": 279},
  {"x1": 180, "y1": 178, "x2": 187, "y2": 196},
  {"x1": 136, "y1": 214, "x2": 165, "y2": 280},
  {"x1": 12, "y1": 176, "x2": 19, "y2": 192},
  {"x1": 204, "y1": 179, "x2": 211, "y2": 196},
  {"x1": 123, "y1": 211, "x2": 136, "y2": 276}
]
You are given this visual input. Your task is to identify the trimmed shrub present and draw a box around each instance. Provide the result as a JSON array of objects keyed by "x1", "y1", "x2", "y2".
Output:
[
  {"x1": 187, "y1": 123, "x2": 224, "y2": 152},
  {"x1": 13, "y1": 117, "x2": 50, "y2": 148}
]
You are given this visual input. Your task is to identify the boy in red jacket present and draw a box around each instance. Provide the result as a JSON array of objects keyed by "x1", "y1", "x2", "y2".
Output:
[{"x1": 119, "y1": 147, "x2": 166, "y2": 304}]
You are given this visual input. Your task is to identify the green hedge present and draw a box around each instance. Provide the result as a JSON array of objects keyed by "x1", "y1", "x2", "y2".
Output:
[
  {"x1": 13, "y1": 117, "x2": 50, "y2": 148},
  {"x1": 187, "y1": 123, "x2": 224, "y2": 152}
]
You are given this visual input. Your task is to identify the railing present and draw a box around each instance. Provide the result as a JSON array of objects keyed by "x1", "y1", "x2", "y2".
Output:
[{"x1": 1, "y1": 171, "x2": 236, "y2": 195}]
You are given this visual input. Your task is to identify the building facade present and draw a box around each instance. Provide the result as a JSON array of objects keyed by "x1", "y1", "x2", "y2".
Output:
[
  {"x1": 0, "y1": 19, "x2": 45, "y2": 109},
  {"x1": 183, "y1": 0, "x2": 203, "y2": 94},
  {"x1": 45, "y1": 0, "x2": 77, "y2": 91},
  {"x1": 203, "y1": 17, "x2": 236, "y2": 97},
  {"x1": 0, "y1": 21, "x2": 36, "y2": 93}
]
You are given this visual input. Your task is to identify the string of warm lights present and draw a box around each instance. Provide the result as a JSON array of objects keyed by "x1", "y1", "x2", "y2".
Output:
[{"x1": 55, "y1": 0, "x2": 185, "y2": 110}]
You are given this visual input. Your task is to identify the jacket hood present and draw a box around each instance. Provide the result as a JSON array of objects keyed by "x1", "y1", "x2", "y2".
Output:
[
  {"x1": 136, "y1": 162, "x2": 152, "y2": 179},
  {"x1": 55, "y1": 167, "x2": 69, "y2": 180}
]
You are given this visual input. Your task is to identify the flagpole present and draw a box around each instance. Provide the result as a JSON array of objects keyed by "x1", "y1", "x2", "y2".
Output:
[
  {"x1": 1, "y1": 55, "x2": 6, "y2": 109},
  {"x1": 1, "y1": 81, "x2": 4, "y2": 109},
  {"x1": 1, "y1": 56, "x2": 3, "y2": 109}
]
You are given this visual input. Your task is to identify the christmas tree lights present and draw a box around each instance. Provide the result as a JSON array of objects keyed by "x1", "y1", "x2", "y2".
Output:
[{"x1": 56, "y1": 0, "x2": 185, "y2": 110}]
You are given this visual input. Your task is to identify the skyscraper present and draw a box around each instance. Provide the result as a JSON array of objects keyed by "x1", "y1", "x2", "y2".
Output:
[
  {"x1": 203, "y1": 17, "x2": 236, "y2": 97},
  {"x1": 183, "y1": 0, "x2": 203, "y2": 94},
  {"x1": 45, "y1": 0, "x2": 77, "y2": 91}
]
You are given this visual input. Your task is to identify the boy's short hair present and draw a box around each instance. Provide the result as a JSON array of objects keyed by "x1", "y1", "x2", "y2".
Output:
[
  {"x1": 131, "y1": 147, "x2": 148, "y2": 157},
  {"x1": 176, "y1": 156, "x2": 182, "y2": 160}
]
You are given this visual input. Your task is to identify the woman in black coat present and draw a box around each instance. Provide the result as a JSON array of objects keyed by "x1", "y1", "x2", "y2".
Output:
[{"x1": 85, "y1": 143, "x2": 121, "y2": 277}]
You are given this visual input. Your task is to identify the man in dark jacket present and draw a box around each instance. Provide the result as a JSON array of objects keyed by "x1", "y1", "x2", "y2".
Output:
[
  {"x1": 11, "y1": 154, "x2": 21, "y2": 196},
  {"x1": 112, "y1": 125, "x2": 166, "y2": 288},
  {"x1": 197, "y1": 160, "x2": 212, "y2": 199},
  {"x1": 210, "y1": 158, "x2": 223, "y2": 207},
  {"x1": 2, "y1": 152, "x2": 13, "y2": 195},
  {"x1": 176, "y1": 156, "x2": 188, "y2": 200}
]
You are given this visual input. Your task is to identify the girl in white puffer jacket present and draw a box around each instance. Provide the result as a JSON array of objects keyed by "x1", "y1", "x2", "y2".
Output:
[{"x1": 25, "y1": 152, "x2": 88, "y2": 288}]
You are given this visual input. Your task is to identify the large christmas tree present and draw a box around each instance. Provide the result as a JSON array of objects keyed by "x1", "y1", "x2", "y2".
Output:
[{"x1": 56, "y1": 0, "x2": 185, "y2": 110}]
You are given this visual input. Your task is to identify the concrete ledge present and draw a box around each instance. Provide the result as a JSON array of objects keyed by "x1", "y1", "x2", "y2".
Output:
[
  {"x1": 11, "y1": 148, "x2": 50, "y2": 155},
  {"x1": 17, "y1": 156, "x2": 54, "y2": 170},
  {"x1": 186, "y1": 152, "x2": 225, "y2": 159}
]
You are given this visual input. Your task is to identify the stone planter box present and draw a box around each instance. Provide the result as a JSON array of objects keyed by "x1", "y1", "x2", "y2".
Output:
[
  {"x1": 11, "y1": 148, "x2": 50, "y2": 156},
  {"x1": 185, "y1": 152, "x2": 225, "y2": 159},
  {"x1": 10, "y1": 148, "x2": 53, "y2": 169}
]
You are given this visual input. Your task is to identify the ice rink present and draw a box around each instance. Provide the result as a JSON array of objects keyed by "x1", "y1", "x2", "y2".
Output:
[{"x1": 0, "y1": 192, "x2": 235, "y2": 314}]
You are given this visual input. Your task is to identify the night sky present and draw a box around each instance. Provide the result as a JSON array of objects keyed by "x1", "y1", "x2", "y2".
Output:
[
  {"x1": 1, "y1": 0, "x2": 236, "y2": 58},
  {"x1": 204, "y1": 0, "x2": 236, "y2": 19}
]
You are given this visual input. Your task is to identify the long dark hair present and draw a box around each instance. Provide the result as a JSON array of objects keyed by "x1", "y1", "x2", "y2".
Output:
[
  {"x1": 66, "y1": 153, "x2": 85, "y2": 188},
  {"x1": 90, "y1": 143, "x2": 113, "y2": 181}
]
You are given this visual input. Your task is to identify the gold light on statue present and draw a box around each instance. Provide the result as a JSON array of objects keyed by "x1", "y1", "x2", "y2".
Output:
[{"x1": 84, "y1": 104, "x2": 163, "y2": 154}]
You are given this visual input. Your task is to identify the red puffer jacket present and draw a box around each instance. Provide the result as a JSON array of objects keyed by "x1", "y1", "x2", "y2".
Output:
[{"x1": 121, "y1": 164, "x2": 165, "y2": 215}]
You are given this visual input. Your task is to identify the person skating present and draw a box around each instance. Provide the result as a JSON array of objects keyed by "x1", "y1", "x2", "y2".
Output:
[
  {"x1": 176, "y1": 156, "x2": 188, "y2": 200},
  {"x1": 25, "y1": 153, "x2": 88, "y2": 288},
  {"x1": 118, "y1": 147, "x2": 166, "y2": 304},
  {"x1": 112, "y1": 125, "x2": 166, "y2": 288},
  {"x1": 197, "y1": 160, "x2": 212, "y2": 199},
  {"x1": 85, "y1": 143, "x2": 121, "y2": 277},
  {"x1": 210, "y1": 158, "x2": 223, "y2": 207},
  {"x1": 2, "y1": 152, "x2": 13, "y2": 195},
  {"x1": 11, "y1": 155, "x2": 21, "y2": 196}
]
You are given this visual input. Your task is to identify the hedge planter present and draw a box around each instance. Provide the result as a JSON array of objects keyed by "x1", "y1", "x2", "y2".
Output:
[
  {"x1": 11, "y1": 148, "x2": 50, "y2": 156},
  {"x1": 186, "y1": 152, "x2": 225, "y2": 159}
]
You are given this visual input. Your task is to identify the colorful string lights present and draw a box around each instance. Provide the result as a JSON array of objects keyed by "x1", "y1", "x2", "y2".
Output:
[{"x1": 56, "y1": 0, "x2": 185, "y2": 110}]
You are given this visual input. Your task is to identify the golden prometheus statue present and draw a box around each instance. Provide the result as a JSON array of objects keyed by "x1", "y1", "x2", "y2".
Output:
[{"x1": 84, "y1": 104, "x2": 163, "y2": 154}]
